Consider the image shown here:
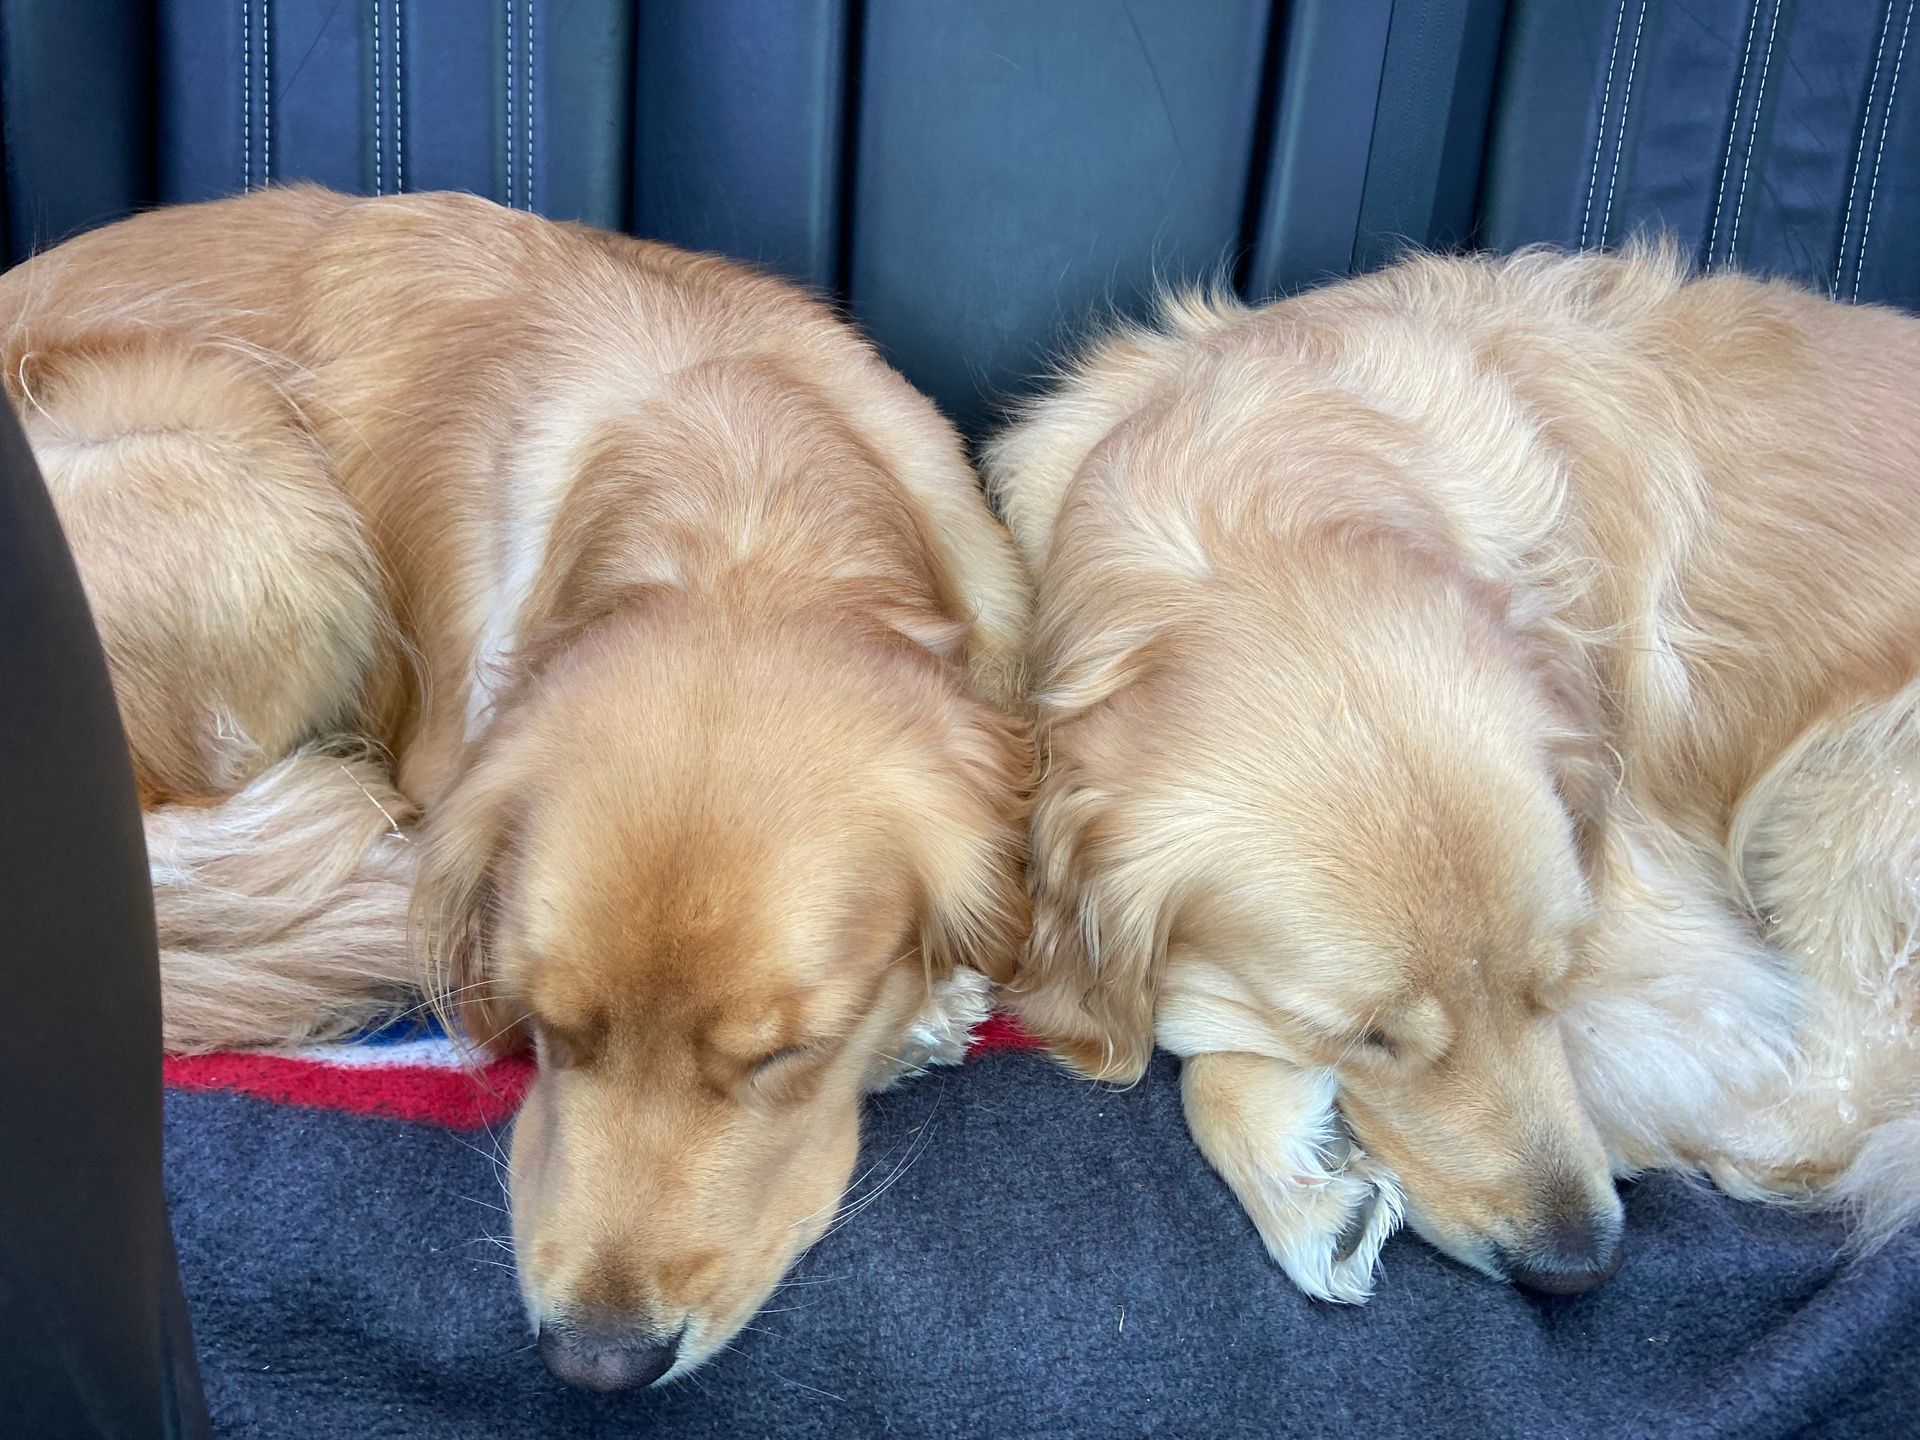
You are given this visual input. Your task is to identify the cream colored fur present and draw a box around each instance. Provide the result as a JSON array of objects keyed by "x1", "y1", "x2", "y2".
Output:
[{"x1": 993, "y1": 245, "x2": 1920, "y2": 1299}]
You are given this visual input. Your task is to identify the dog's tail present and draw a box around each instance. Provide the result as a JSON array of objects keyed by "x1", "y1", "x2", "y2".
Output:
[
  {"x1": 1833, "y1": 1108, "x2": 1920, "y2": 1253},
  {"x1": 146, "y1": 746, "x2": 420, "y2": 1052}
]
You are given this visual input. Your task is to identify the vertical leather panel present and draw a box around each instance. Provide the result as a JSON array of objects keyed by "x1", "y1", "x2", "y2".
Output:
[
  {"x1": 846, "y1": 0, "x2": 1268, "y2": 435},
  {"x1": 158, "y1": 0, "x2": 245, "y2": 203},
  {"x1": 1479, "y1": 0, "x2": 1914, "y2": 309},
  {"x1": 632, "y1": 0, "x2": 845, "y2": 286},
  {"x1": 536, "y1": 0, "x2": 631, "y2": 226},
  {"x1": 1835, "y1": 0, "x2": 1919, "y2": 307},
  {"x1": 265, "y1": 0, "x2": 368, "y2": 194},
  {"x1": 1352, "y1": 0, "x2": 1508, "y2": 271},
  {"x1": 156, "y1": 2, "x2": 629, "y2": 224},
  {"x1": 0, "y1": 0, "x2": 154, "y2": 263},
  {"x1": 1581, "y1": 0, "x2": 1738, "y2": 254},
  {"x1": 1481, "y1": 0, "x2": 1773, "y2": 257},
  {"x1": 1477, "y1": 0, "x2": 1614, "y2": 249},
  {"x1": 162, "y1": 0, "x2": 365, "y2": 201},
  {"x1": 400, "y1": 0, "x2": 508, "y2": 203},
  {"x1": 1723, "y1": 3, "x2": 1885, "y2": 284},
  {"x1": 1242, "y1": 0, "x2": 1393, "y2": 299}
]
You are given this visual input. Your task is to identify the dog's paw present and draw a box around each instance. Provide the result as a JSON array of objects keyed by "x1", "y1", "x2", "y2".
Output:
[
  {"x1": 1249, "y1": 1150, "x2": 1405, "y2": 1304},
  {"x1": 865, "y1": 966, "x2": 994, "y2": 1091},
  {"x1": 1179, "y1": 1054, "x2": 1407, "y2": 1303}
]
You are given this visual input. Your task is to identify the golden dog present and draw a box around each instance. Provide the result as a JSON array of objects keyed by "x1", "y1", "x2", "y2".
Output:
[
  {"x1": 992, "y1": 246, "x2": 1919, "y2": 1300},
  {"x1": 2, "y1": 187, "x2": 1032, "y2": 1387}
]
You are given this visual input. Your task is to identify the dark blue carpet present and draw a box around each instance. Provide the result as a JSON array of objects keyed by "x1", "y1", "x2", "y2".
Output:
[{"x1": 164, "y1": 1052, "x2": 1920, "y2": 1438}]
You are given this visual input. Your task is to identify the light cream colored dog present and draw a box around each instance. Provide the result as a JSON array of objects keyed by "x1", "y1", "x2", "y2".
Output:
[
  {"x1": 992, "y1": 246, "x2": 1920, "y2": 1301},
  {"x1": 1, "y1": 187, "x2": 1032, "y2": 1387}
]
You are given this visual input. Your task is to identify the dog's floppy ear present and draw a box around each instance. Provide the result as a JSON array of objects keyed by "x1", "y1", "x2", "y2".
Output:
[
  {"x1": 1010, "y1": 756, "x2": 1168, "y2": 1084},
  {"x1": 902, "y1": 693, "x2": 1034, "y2": 987},
  {"x1": 411, "y1": 737, "x2": 529, "y2": 1055},
  {"x1": 1005, "y1": 597, "x2": 1174, "y2": 1083},
  {"x1": 1466, "y1": 576, "x2": 1615, "y2": 868}
]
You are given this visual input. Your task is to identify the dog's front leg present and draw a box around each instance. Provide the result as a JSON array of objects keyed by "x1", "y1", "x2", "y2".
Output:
[{"x1": 1180, "y1": 1051, "x2": 1403, "y2": 1303}]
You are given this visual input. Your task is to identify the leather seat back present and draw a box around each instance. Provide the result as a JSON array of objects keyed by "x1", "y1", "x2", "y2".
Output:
[{"x1": 0, "y1": 1, "x2": 1911, "y2": 433}]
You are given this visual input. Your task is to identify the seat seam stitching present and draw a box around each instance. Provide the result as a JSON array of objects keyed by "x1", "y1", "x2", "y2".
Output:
[
  {"x1": 243, "y1": 0, "x2": 252, "y2": 190},
  {"x1": 1599, "y1": 0, "x2": 1649, "y2": 247},
  {"x1": 374, "y1": 0, "x2": 384, "y2": 195},
  {"x1": 394, "y1": 0, "x2": 404, "y2": 192},
  {"x1": 1854, "y1": 0, "x2": 1915, "y2": 300},
  {"x1": 263, "y1": 0, "x2": 272, "y2": 184},
  {"x1": 1726, "y1": 0, "x2": 1783, "y2": 265},
  {"x1": 526, "y1": 0, "x2": 535, "y2": 209},
  {"x1": 1836, "y1": 0, "x2": 1898, "y2": 297},
  {"x1": 1708, "y1": 0, "x2": 1765, "y2": 269},
  {"x1": 506, "y1": 0, "x2": 514, "y2": 209},
  {"x1": 1582, "y1": 0, "x2": 1632, "y2": 248}
]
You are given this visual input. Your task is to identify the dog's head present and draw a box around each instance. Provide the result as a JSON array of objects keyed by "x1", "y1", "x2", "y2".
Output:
[
  {"x1": 416, "y1": 603, "x2": 1028, "y2": 1388},
  {"x1": 1015, "y1": 530, "x2": 1625, "y2": 1293}
]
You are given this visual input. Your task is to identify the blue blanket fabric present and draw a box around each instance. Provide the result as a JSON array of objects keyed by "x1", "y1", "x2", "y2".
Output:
[{"x1": 164, "y1": 1051, "x2": 1920, "y2": 1438}]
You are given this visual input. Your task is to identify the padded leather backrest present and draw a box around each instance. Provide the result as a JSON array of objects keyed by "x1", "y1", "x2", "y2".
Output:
[
  {"x1": 156, "y1": 0, "x2": 633, "y2": 226},
  {"x1": 1483, "y1": 0, "x2": 1920, "y2": 310},
  {"x1": 0, "y1": 1, "x2": 1912, "y2": 433}
]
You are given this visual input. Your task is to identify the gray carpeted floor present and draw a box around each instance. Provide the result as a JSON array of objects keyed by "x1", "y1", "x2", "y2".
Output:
[{"x1": 165, "y1": 1050, "x2": 1920, "y2": 1438}]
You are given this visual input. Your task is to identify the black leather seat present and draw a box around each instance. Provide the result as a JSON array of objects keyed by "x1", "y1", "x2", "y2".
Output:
[
  {"x1": 1484, "y1": 0, "x2": 1920, "y2": 311},
  {"x1": 0, "y1": 399, "x2": 210, "y2": 1437},
  {"x1": 1, "y1": 1, "x2": 1910, "y2": 434}
]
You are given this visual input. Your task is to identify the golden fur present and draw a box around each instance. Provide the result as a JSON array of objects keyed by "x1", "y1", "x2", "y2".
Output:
[
  {"x1": 1, "y1": 186, "x2": 1032, "y2": 1386},
  {"x1": 991, "y1": 246, "x2": 1920, "y2": 1301}
]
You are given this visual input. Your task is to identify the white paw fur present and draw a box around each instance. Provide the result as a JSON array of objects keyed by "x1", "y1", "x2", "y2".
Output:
[
  {"x1": 1180, "y1": 1053, "x2": 1406, "y2": 1303},
  {"x1": 867, "y1": 965, "x2": 995, "y2": 1091},
  {"x1": 1246, "y1": 1133, "x2": 1405, "y2": 1304}
]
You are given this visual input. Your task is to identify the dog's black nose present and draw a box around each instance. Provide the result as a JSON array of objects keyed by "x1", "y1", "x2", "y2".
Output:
[
  {"x1": 538, "y1": 1322, "x2": 682, "y2": 1391},
  {"x1": 1502, "y1": 1215, "x2": 1625, "y2": 1296}
]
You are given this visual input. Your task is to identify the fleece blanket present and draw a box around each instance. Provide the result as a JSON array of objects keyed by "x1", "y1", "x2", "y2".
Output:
[{"x1": 163, "y1": 1025, "x2": 1920, "y2": 1439}]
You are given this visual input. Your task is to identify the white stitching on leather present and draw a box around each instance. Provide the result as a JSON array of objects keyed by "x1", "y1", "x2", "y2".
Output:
[
  {"x1": 394, "y1": 0, "x2": 403, "y2": 192},
  {"x1": 263, "y1": 0, "x2": 272, "y2": 184},
  {"x1": 526, "y1": 0, "x2": 534, "y2": 209},
  {"x1": 374, "y1": 0, "x2": 384, "y2": 194},
  {"x1": 243, "y1": 0, "x2": 252, "y2": 189},
  {"x1": 1837, "y1": 0, "x2": 1898, "y2": 297},
  {"x1": 506, "y1": 0, "x2": 514, "y2": 209},
  {"x1": 1708, "y1": 0, "x2": 1765, "y2": 269},
  {"x1": 1599, "y1": 0, "x2": 1648, "y2": 247},
  {"x1": 1726, "y1": 0, "x2": 1782, "y2": 266},
  {"x1": 1855, "y1": 0, "x2": 1915, "y2": 300},
  {"x1": 1582, "y1": 0, "x2": 1631, "y2": 248}
]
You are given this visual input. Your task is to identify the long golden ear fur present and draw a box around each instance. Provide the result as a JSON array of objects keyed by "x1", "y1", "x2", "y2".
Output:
[
  {"x1": 1009, "y1": 612, "x2": 1173, "y2": 1085},
  {"x1": 410, "y1": 742, "x2": 528, "y2": 1055},
  {"x1": 1470, "y1": 575, "x2": 1616, "y2": 868},
  {"x1": 1010, "y1": 762, "x2": 1163, "y2": 1085},
  {"x1": 901, "y1": 689, "x2": 1036, "y2": 988}
]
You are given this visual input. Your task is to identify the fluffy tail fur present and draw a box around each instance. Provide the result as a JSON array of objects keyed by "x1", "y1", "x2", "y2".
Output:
[
  {"x1": 1833, "y1": 1112, "x2": 1920, "y2": 1252},
  {"x1": 146, "y1": 747, "x2": 421, "y2": 1052}
]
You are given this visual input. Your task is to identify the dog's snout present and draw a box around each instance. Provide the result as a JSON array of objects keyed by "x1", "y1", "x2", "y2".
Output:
[
  {"x1": 1501, "y1": 1208, "x2": 1625, "y2": 1296},
  {"x1": 537, "y1": 1322, "x2": 683, "y2": 1392}
]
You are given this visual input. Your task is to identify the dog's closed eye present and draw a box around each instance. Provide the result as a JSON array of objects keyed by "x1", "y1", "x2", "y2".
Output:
[
  {"x1": 748, "y1": 1044, "x2": 834, "y2": 1094},
  {"x1": 751, "y1": 1045, "x2": 815, "y2": 1076},
  {"x1": 1359, "y1": 1028, "x2": 1399, "y2": 1058}
]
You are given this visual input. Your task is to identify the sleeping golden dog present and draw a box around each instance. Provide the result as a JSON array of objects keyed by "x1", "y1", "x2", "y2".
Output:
[
  {"x1": 1, "y1": 187, "x2": 1031, "y2": 1388},
  {"x1": 991, "y1": 246, "x2": 1920, "y2": 1300}
]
